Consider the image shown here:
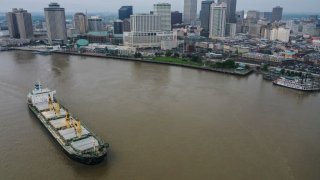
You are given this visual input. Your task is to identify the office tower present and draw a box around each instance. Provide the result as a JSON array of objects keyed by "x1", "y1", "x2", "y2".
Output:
[
  {"x1": 236, "y1": 10, "x2": 244, "y2": 21},
  {"x1": 88, "y1": 16, "x2": 103, "y2": 31},
  {"x1": 171, "y1": 11, "x2": 183, "y2": 26},
  {"x1": 226, "y1": 23, "x2": 236, "y2": 37},
  {"x1": 118, "y1": 6, "x2": 133, "y2": 20},
  {"x1": 73, "y1": 12, "x2": 87, "y2": 34},
  {"x1": 6, "y1": 8, "x2": 33, "y2": 39},
  {"x1": 122, "y1": 18, "x2": 131, "y2": 32},
  {"x1": 218, "y1": 0, "x2": 237, "y2": 23},
  {"x1": 263, "y1": 12, "x2": 272, "y2": 22},
  {"x1": 272, "y1": 6, "x2": 283, "y2": 22},
  {"x1": 44, "y1": 3, "x2": 67, "y2": 44},
  {"x1": 209, "y1": 3, "x2": 227, "y2": 38},
  {"x1": 246, "y1": 10, "x2": 260, "y2": 22},
  {"x1": 200, "y1": 0, "x2": 214, "y2": 37},
  {"x1": 154, "y1": 3, "x2": 171, "y2": 31},
  {"x1": 113, "y1": 20, "x2": 123, "y2": 34},
  {"x1": 124, "y1": 14, "x2": 177, "y2": 48},
  {"x1": 130, "y1": 14, "x2": 161, "y2": 32},
  {"x1": 6, "y1": 11, "x2": 19, "y2": 38},
  {"x1": 184, "y1": 0, "x2": 197, "y2": 24}
]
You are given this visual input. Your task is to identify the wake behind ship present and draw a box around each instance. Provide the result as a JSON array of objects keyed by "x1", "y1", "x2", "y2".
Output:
[{"x1": 27, "y1": 82, "x2": 108, "y2": 165}]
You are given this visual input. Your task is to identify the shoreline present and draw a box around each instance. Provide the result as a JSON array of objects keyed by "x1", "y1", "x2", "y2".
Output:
[{"x1": 9, "y1": 48, "x2": 253, "y2": 76}]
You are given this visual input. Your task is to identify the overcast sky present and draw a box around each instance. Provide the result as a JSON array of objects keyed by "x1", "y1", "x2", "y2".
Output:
[{"x1": 0, "y1": 0, "x2": 319, "y2": 13}]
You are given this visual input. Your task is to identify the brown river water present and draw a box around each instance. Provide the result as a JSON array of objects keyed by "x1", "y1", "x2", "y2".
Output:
[{"x1": 0, "y1": 51, "x2": 320, "y2": 180}]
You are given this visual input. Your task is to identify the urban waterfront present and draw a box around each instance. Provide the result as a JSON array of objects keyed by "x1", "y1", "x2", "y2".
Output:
[{"x1": 1, "y1": 51, "x2": 320, "y2": 179}]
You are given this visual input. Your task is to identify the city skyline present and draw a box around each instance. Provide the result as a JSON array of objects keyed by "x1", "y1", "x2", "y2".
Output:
[{"x1": 0, "y1": 0, "x2": 319, "y2": 13}]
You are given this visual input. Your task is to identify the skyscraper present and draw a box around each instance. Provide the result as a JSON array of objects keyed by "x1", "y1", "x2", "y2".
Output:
[
  {"x1": 44, "y1": 3, "x2": 67, "y2": 44},
  {"x1": 6, "y1": 11, "x2": 19, "y2": 38},
  {"x1": 272, "y1": 6, "x2": 283, "y2": 22},
  {"x1": 154, "y1": 3, "x2": 171, "y2": 31},
  {"x1": 73, "y1": 12, "x2": 87, "y2": 34},
  {"x1": 184, "y1": 0, "x2": 197, "y2": 24},
  {"x1": 263, "y1": 12, "x2": 272, "y2": 22},
  {"x1": 209, "y1": 3, "x2": 227, "y2": 38},
  {"x1": 218, "y1": 0, "x2": 237, "y2": 23},
  {"x1": 113, "y1": 20, "x2": 123, "y2": 34},
  {"x1": 200, "y1": 0, "x2": 214, "y2": 37},
  {"x1": 124, "y1": 14, "x2": 176, "y2": 48},
  {"x1": 6, "y1": 8, "x2": 33, "y2": 39},
  {"x1": 88, "y1": 16, "x2": 103, "y2": 32},
  {"x1": 122, "y1": 18, "x2": 131, "y2": 32},
  {"x1": 171, "y1": 11, "x2": 183, "y2": 26},
  {"x1": 130, "y1": 14, "x2": 161, "y2": 32},
  {"x1": 118, "y1": 6, "x2": 133, "y2": 20}
]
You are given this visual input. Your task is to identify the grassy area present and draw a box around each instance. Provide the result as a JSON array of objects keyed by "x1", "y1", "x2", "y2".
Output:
[{"x1": 152, "y1": 57, "x2": 202, "y2": 67}]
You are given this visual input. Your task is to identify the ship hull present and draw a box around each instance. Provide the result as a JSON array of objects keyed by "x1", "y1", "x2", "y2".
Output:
[{"x1": 28, "y1": 104, "x2": 107, "y2": 165}]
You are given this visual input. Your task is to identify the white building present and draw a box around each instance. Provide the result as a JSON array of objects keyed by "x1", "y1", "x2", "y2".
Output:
[
  {"x1": 123, "y1": 14, "x2": 177, "y2": 48},
  {"x1": 154, "y1": 3, "x2": 171, "y2": 31},
  {"x1": 269, "y1": 27, "x2": 290, "y2": 42},
  {"x1": 209, "y1": 3, "x2": 227, "y2": 38},
  {"x1": 302, "y1": 23, "x2": 317, "y2": 36},
  {"x1": 88, "y1": 16, "x2": 103, "y2": 32},
  {"x1": 130, "y1": 14, "x2": 161, "y2": 32},
  {"x1": 184, "y1": 0, "x2": 197, "y2": 24},
  {"x1": 277, "y1": 27, "x2": 290, "y2": 42}
]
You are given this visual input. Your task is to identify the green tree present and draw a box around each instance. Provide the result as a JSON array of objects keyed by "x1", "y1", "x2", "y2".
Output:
[
  {"x1": 191, "y1": 55, "x2": 201, "y2": 62},
  {"x1": 134, "y1": 52, "x2": 142, "y2": 58},
  {"x1": 165, "y1": 50, "x2": 172, "y2": 57},
  {"x1": 173, "y1": 53, "x2": 180, "y2": 58}
]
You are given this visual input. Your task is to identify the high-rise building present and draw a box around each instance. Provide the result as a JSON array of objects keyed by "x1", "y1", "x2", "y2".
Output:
[
  {"x1": 6, "y1": 11, "x2": 19, "y2": 38},
  {"x1": 262, "y1": 12, "x2": 272, "y2": 22},
  {"x1": 209, "y1": 3, "x2": 227, "y2": 38},
  {"x1": 218, "y1": 0, "x2": 237, "y2": 23},
  {"x1": 130, "y1": 14, "x2": 161, "y2": 32},
  {"x1": 236, "y1": 10, "x2": 244, "y2": 22},
  {"x1": 246, "y1": 10, "x2": 260, "y2": 23},
  {"x1": 200, "y1": 0, "x2": 214, "y2": 37},
  {"x1": 122, "y1": 18, "x2": 131, "y2": 32},
  {"x1": 171, "y1": 11, "x2": 183, "y2": 26},
  {"x1": 73, "y1": 12, "x2": 87, "y2": 34},
  {"x1": 269, "y1": 27, "x2": 290, "y2": 42},
  {"x1": 154, "y1": 3, "x2": 171, "y2": 31},
  {"x1": 184, "y1": 0, "x2": 197, "y2": 24},
  {"x1": 6, "y1": 8, "x2": 33, "y2": 39},
  {"x1": 124, "y1": 14, "x2": 177, "y2": 48},
  {"x1": 88, "y1": 16, "x2": 103, "y2": 32},
  {"x1": 113, "y1": 20, "x2": 123, "y2": 34},
  {"x1": 44, "y1": 3, "x2": 67, "y2": 44},
  {"x1": 118, "y1": 6, "x2": 133, "y2": 20},
  {"x1": 272, "y1": 6, "x2": 283, "y2": 22}
]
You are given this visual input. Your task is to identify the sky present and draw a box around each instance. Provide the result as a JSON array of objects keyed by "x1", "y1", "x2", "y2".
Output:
[{"x1": 0, "y1": 0, "x2": 319, "y2": 13}]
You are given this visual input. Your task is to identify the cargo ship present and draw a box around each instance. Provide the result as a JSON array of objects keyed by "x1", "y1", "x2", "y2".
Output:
[
  {"x1": 27, "y1": 82, "x2": 108, "y2": 165},
  {"x1": 273, "y1": 76, "x2": 320, "y2": 91}
]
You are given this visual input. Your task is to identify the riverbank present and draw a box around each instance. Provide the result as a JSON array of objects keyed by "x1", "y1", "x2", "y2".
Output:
[
  {"x1": 9, "y1": 47, "x2": 253, "y2": 76},
  {"x1": 58, "y1": 51, "x2": 253, "y2": 76}
]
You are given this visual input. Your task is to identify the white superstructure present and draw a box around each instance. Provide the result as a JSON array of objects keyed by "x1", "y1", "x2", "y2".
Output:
[{"x1": 273, "y1": 77, "x2": 320, "y2": 91}]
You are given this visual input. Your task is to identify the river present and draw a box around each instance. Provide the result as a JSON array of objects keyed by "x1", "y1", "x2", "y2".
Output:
[{"x1": 0, "y1": 51, "x2": 320, "y2": 180}]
